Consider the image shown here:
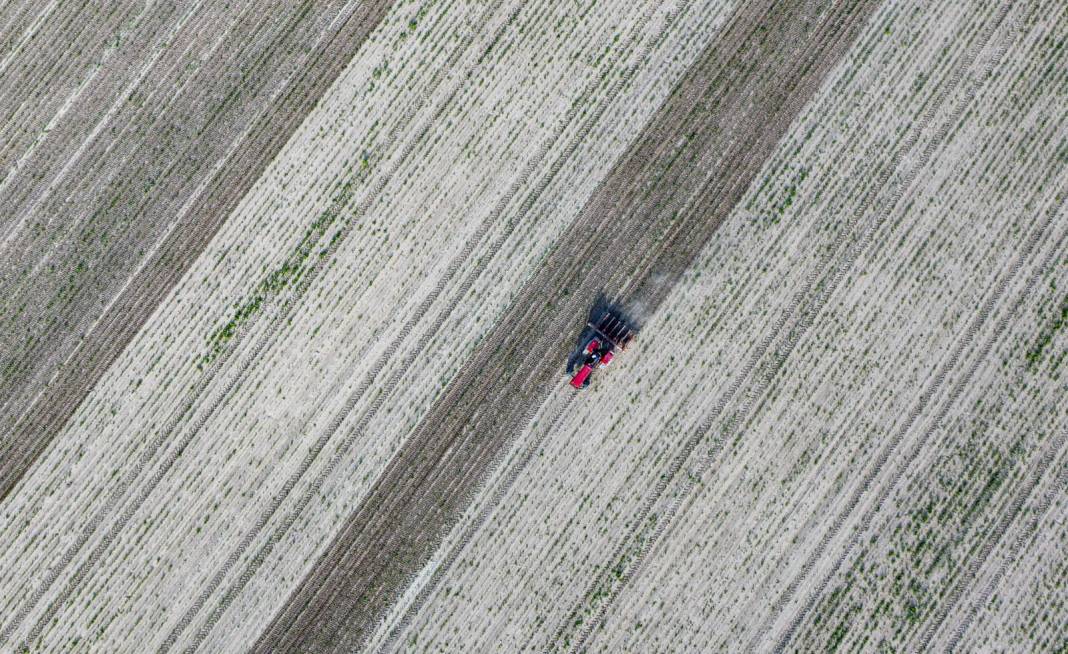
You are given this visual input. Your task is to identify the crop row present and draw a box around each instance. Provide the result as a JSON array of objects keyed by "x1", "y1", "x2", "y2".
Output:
[
  {"x1": 383, "y1": 1, "x2": 1068, "y2": 651},
  {"x1": 0, "y1": 0, "x2": 736, "y2": 651}
]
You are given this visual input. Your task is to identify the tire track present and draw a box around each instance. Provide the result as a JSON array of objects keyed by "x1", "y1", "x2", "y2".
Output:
[
  {"x1": 547, "y1": 1, "x2": 887, "y2": 650},
  {"x1": 259, "y1": 0, "x2": 888, "y2": 651},
  {"x1": 917, "y1": 420, "x2": 1068, "y2": 652},
  {"x1": 365, "y1": 1, "x2": 744, "y2": 647},
  {"x1": 546, "y1": 12, "x2": 880, "y2": 645},
  {"x1": 942, "y1": 431, "x2": 1068, "y2": 653},
  {"x1": 258, "y1": 0, "x2": 776, "y2": 641},
  {"x1": 0, "y1": 0, "x2": 219, "y2": 495},
  {"x1": 0, "y1": 0, "x2": 259, "y2": 310},
  {"x1": 5, "y1": 0, "x2": 380, "y2": 638},
  {"x1": 3, "y1": 0, "x2": 315, "y2": 630},
  {"x1": 1, "y1": 0, "x2": 394, "y2": 492},
  {"x1": 698, "y1": 5, "x2": 1016, "y2": 650},
  {"x1": 278, "y1": 140, "x2": 676, "y2": 653},
  {"x1": 551, "y1": 15, "x2": 883, "y2": 645},
  {"x1": 164, "y1": 1, "x2": 672, "y2": 650},
  {"x1": 0, "y1": 0, "x2": 398, "y2": 646},
  {"x1": 0, "y1": 0, "x2": 210, "y2": 255},
  {"x1": 372, "y1": 391, "x2": 577, "y2": 654},
  {"x1": 0, "y1": 0, "x2": 376, "y2": 502},
  {"x1": 4, "y1": 0, "x2": 506, "y2": 532},
  {"x1": 247, "y1": 2, "x2": 703, "y2": 650},
  {"x1": 572, "y1": 0, "x2": 1027, "y2": 647},
  {"x1": 0, "y1": 2, "x2": 124, "y2": 162},
  {"x1": 767, "y1": 164, "x2": 1063, "y2": 652},
  {"x1": 16, "y1": 0, "x2": 510, "y2": 645},
  {"x1": 0, "y1": 2, "x2": 61, "y2": 83},
  {"x1": 751, "y1": 5, "x2": 1031, "y2": 650}
]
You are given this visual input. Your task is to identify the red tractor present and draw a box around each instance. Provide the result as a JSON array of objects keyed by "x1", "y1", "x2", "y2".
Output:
[{"x1": 569, "y1": 311, "x2": 635, "y2": 389}]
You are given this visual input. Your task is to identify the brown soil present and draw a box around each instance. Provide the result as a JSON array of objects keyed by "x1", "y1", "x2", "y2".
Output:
[
  {"x1": 254, "y1": 1, "x2": 883, "y2": 651},
  {"x1": 0, "y1": 0, "x2": 395, "y2": 503}
]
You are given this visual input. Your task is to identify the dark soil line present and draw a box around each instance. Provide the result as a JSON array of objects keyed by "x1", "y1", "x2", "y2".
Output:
[
  {"x1": 554, "y1": 1, "x2": 885, "y2": 651},
  {"x1": 0, "y1": 0, "x2": 395, "y2": 503},
  {"x1": 256, "y1": 1, "x2": 882, "y2": 652}
]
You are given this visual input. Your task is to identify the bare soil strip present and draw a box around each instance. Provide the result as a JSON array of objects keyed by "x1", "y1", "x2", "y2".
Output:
[
  {"x1": 551, "y1": 0, "x2": 901, "y2": 649},
  {"x1": 0, "y1": 0, "x2": 395, "y2": 504},
  {"x1": 162, "y1": 1, "x2": 599, "y2": 646},
  {"x1": 254, "y1": 1, "x2": 882, "y2": 651},
  {"x1": 374, "y1": 390, "x2": 579, "y2": 653},
  {"x1": 6, "y1": 3, "x2": 529, "y2": 647}
]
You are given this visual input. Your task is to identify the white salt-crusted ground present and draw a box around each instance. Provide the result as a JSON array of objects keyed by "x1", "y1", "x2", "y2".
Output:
[
  {"x1": 381, "y1": 1, "x2": 1068, "y2": 652},
  {"x1": 0, "y1": 0, "x2": 738, "y2": 651},
  {"x1": 1, "y1": 0, "x2": 1064, "y2": 652}
]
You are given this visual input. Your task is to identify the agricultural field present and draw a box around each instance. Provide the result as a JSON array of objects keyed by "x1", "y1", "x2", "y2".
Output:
[{"x1": 0, "y1": 0, "x2": 1064, "y2": 653}]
